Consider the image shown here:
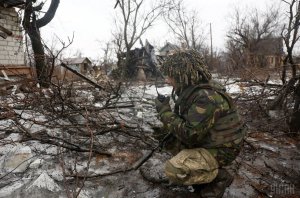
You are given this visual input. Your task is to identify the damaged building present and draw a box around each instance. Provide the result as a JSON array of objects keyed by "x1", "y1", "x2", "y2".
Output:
[
  {"x1": 116, "y1": 40, "x2": 158, "y2": 81},
  {"x1": 0, "y1": 0, "x2": 33, "y2": 79}
]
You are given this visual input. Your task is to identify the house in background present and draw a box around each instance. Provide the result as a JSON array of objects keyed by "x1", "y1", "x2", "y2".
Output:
[
  {"x1": 0, "y1": 0, "x2": 34, "y2": 79},
  {"x1": 159, "y1": 42, "x2": 180, "y2": 57},
  {"x1": 249, "y1": 37, "x2": 284, "y2": 68},
  {"x1": 54, "y1": 57, "x2": 92, "y2": 80}
]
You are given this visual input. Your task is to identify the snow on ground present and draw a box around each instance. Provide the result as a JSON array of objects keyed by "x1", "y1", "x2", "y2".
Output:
[
  {"x1": 0, "y1": 181, "x2": 26, "y2": 198},
  {"x1": 225, "y1": 84, "x2": 241, "y2": 95},
  {"x1": 26, "y1": 171, "x2": 61, "y2": 192},
  {"x1": 0, "y1": 79, "x2": 299, "y2": 197},
  {"x1": 144, "y1": 85, "x2": 173, "y2": 97}
]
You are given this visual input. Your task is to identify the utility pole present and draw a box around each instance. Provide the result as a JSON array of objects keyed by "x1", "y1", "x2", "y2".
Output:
[{"x1": 210, "y1": 23, "x2": 213, "y2": 69}]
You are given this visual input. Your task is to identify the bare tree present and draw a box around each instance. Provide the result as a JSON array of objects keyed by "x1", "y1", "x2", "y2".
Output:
[
  {"x1": 99, "y1": 41, "x2": 115, "y2": 75},
  {"x1": 280, "y1": 0, "x2": 300, "y2": 84},
  {"x1": 23, "y1": 0, "x2": 60, "y2": 87},
  {"x1": 114, "y1": 0, "x2": 171, "y2": 78},
  {"x1": 226, "y1": 6, "x2": 279, "y2": 68},
  {"x1": 163, "y1": 0, "x2": 206, "y2": 51},
  {"x1": 269, "y1": 0, "x2": 300, "y2": 132}
]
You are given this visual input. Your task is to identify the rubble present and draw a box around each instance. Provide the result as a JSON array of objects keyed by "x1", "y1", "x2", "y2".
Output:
[
  {"x1": 0, "y1": 144, "x2": 33, "y2": 173},
  {"x1": 0, "y1": 77, "x2": 298, "y2": 197}
]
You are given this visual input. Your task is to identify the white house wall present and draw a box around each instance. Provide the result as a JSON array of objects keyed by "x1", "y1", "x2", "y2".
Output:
[{"x1": 0, "y1": 6, "x2": 24, "y2": 65}]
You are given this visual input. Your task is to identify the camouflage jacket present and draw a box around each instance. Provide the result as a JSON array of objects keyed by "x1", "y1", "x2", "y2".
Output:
[{"x1": 159, "y1": 81, "x2": 246, "y2": 164}]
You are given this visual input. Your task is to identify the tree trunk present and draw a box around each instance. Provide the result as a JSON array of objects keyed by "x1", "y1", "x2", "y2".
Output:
[
  {"x1": 281, "y1": 56, "x2": 288, "y2": 84},
  {"x1": 28, "y1": 15, "x2": 49, "y2": 87},
  {"x1": 289, "y1": 80, "x2": 300, "y2": 133},
  {"x1": 23, "y1": 0, "x2": 60, "y2": 87}
]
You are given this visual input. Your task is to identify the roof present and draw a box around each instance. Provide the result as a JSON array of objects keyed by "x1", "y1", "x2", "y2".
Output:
[
  {"x1": 0, "y1": 0, "x2": 24, "y2": 8},
  {"x1": 254, "y1": 37, "x2": 284, "y2": 55},
  {"x1": 159, "y1": 42, "x2": 180, "y2": 53},
  {"x1": 62, "y1": 57, "x2": 92, "y2": 65}
]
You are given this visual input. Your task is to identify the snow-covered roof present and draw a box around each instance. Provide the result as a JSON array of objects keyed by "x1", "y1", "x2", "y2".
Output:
[
  {"x1": 62, "y1": 57, "x2": 92, "y2": 65},
  {"x1": 159, "y1": 42, "x2": 180, "y2": 53}
]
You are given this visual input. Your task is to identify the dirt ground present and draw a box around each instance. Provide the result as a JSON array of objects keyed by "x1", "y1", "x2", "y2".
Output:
[{"x1": 0, "y1": 79, "x2": 299, "y2": 198}]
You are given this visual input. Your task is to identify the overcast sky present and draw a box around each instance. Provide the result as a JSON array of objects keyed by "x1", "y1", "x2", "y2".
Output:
[{"x1": 41, "y1": 0, "x2": 277, "y2": 60}]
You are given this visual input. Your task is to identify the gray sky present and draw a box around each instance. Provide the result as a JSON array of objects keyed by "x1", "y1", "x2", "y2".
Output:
[{"x1": 41, "y1": 0, "x2": 276, "y2": 60}]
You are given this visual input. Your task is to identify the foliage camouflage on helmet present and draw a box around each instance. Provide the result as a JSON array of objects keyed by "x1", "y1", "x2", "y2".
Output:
[{"x1": 161, "y1": 50, "x2": 212, "y2": 86}]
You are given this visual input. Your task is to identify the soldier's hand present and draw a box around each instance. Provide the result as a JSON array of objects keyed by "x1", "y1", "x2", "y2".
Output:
[{"x1": 155, "y1": 95, "x2": 171, "y2": 114}]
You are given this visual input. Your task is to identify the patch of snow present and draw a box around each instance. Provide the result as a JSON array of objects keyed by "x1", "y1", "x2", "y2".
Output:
[
  {"x1": 226, "y1": 84, "x2": 241, "y2": 94},
  {"x1": 78, "y1": 189, "x2": 92, "y2": 198},
  {"x1": 29, "y1": 159, "x2": 43, "y2": 169},
  {"x1": 14, "y1": 93, "x2": 26, "y2": 100},
  {"x1": 259, "y1": 143, "x2": 279, "y2": 152},
  {"x1": 145, "y1": 85, "x2": 173, "y2": 97},
  {"x1": 95, "y1": 102, "x2": 104, "y2": 107},
  {"x1": 267, "y1": 96, "x2": 276, "y2": 100},
  {"x1": 136, "y1": 111, "x2": 143, "y2": 119},
  {"x1": 268, "y1": 79, "x2": 282, "y2": 85},
  {"x1": 29, "y1": 141, "x2": 58, "y2": 155},
  {"x1": 23, "y1": 122, "x2": 46, "y2": 134},
  {"x1": 0, "y1": 144, "x2": 15, "y2": 156},
  {"x1": 26, "y1": 171, "x2": 61, "y2": 192},
  {"x1": 89, "y1": 159, "x2": 111, "y2": 175},
  {"x1": 245, "y1": 86, "x2": 262, "y2": 95},
  {"x1": 14, "y1": 110, "x2": 48, "y2": 122},
  {"x1": 3, "y1": 133, "x2": 21, "y2": 142},
  {"x1": 19, "y1": 146, "x2": 31, "y2": 153},
  {"x1": 0, "y1": 181, "x2": 25, "y2": 197},
  {"x1": 0, "y1": 120, "x2": 14, "y2": 130},
  {"x1": 50, "y1": 168, "x2": 64, "y2": 181},
  {"x1": 1, "y1": 144, "x2": 33, "y2": 173}
]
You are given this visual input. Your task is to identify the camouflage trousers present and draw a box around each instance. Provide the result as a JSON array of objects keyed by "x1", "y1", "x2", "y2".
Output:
[{"x1": 162, "y1": 135, "x2": 242, "y2": 167}]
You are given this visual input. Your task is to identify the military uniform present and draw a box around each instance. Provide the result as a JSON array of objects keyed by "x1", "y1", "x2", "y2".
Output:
[
  {"x1": 158, "y1": 81, "x2": 246, "y2": 167},
  {"x1": 153, "y1": 50, "x2": 246, "y2": 197}
]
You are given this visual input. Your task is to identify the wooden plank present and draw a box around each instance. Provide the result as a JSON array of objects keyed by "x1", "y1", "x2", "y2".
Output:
[
  {"x1": 0, "y1": 66, "x2": 34, "y2": 78},
  {"x1": 60, "y1": 63, "x2": 104, "y2": 90}
]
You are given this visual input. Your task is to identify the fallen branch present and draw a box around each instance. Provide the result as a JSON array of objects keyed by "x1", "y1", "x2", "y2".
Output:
[
  {"x1": 60, "y1": 62, "x2": 105, "y2": 90},
  {"x1": 132, "y1": 132, "x2": 172, "y2": 170},
  {"x1": 14, "y1": 119, "x2": 112, "y2": 156}
]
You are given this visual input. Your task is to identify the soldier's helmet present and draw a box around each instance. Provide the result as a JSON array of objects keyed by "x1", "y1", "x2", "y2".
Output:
[{"x1": 161, "y1": 50, "x2": 212, "y2": 86}]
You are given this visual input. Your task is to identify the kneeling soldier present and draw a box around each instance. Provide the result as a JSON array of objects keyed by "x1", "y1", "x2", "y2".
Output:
[{"x1": 155, "y1": 50, "x2": 246, "y2": 197}]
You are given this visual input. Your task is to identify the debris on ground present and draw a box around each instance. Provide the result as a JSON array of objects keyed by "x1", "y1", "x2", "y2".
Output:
[{"x1": 0, "y1": 76, "x2": 299, "y2": 198}]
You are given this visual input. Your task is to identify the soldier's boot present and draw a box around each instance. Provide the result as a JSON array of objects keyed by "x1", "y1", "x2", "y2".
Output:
[{"x1": 199, "y1": 168, "x2": 233, "y2": 198}]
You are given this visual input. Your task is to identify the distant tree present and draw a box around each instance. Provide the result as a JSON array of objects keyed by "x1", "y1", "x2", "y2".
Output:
[
  {"x1": 100, "y1": 41, "x2": 115, "y2": 75},
  {"x1": 23, "y1": 0, "x2": 60, "y2": 87},
  {"x1": 113, "y1": 0, "x2": 172, "y2": 78},
  {"x1": 280, "y1": 0, "x2": 300, "y2": 84},
  {"x1": 226, "y1": 6, "x2": 279, "y2": 68},
  {"x1": 269, "y1": 0, "x2": 300, "y2": 133},
  {"x1": 163, "y1": 0, "x2": 206, "y2": 52}
]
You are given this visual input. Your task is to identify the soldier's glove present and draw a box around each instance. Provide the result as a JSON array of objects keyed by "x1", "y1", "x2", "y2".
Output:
[{"x1": 155, "y1": 94, "x2": 171, "y2": 115}]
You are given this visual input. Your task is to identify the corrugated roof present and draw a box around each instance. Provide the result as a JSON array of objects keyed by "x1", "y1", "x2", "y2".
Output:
[
  {"x1": 62, "y1": 57, "x2": 92, "y2": 65},
  {"x1": 0, "y1": 0, "x2": 24, "y2": 8}
]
